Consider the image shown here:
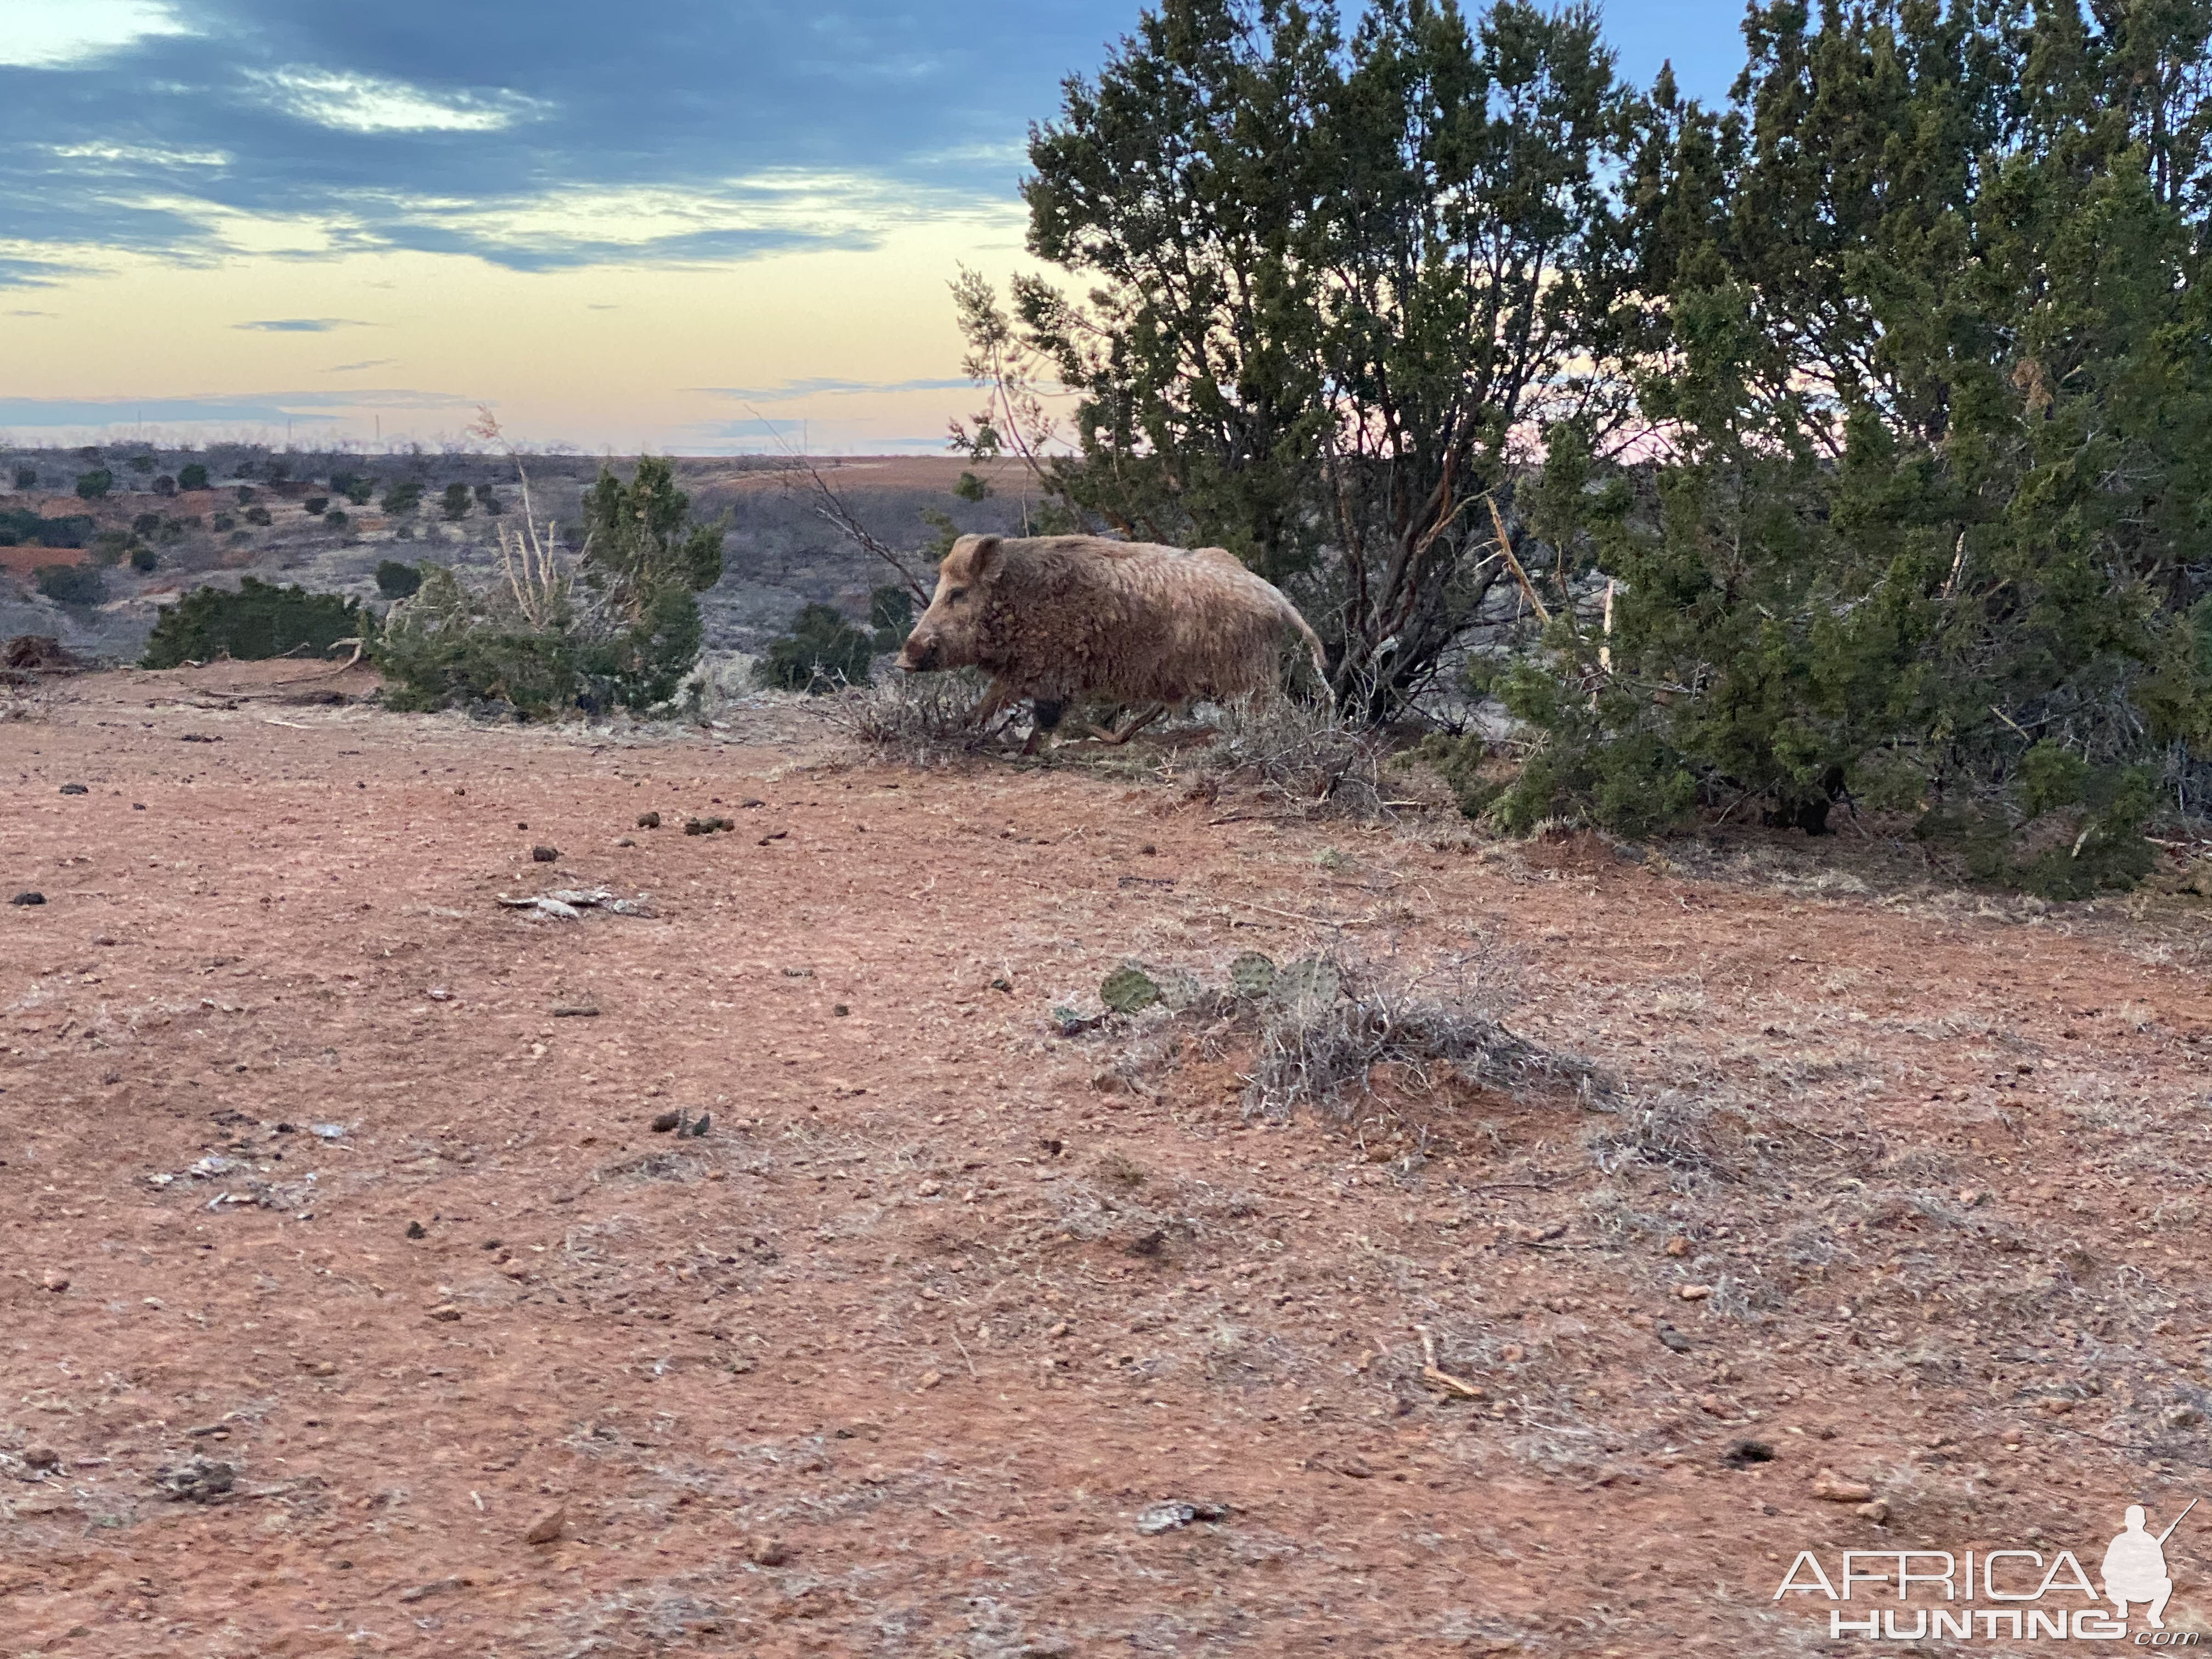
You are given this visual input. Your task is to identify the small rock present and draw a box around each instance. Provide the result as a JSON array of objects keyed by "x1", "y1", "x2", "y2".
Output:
[
  {"x1": 550, "y1": 1002, "x2": 599, "y2": 1018},
  {"x1": 10, "y1": 891, "x2": 45, "y2": 906},
  {"x1": 22, "y1": 1446, "x2": 60, "y2": 1470},
  {"x1": 747, "y1": 1537, "x2": 789, "y2": 1566},
  {"x1": 154, "y1": 1455, "x2": 234, "y2": 1503},
  {"x1": 650, "y1": 1110, "x2": 682, "y2": 1133},
  {"x1": 58, "y1": 783, "x2": 87, "y2": 795},
  {"x1": 523, "y1": 1505, "x2": 566, "y2": 1545},
  {"x1": 636, "y1": 811, "x2": 661, "y2": 829},
  {"x1": 531, "y1": 845, "x2": 559, "y2": 862},
  {"x1": 915, "y1": 1179, "x2": 943, "y2": 1197},
  {"x1": 426, "y1": 986, "x2": 452, "y2": 1001},
  {"x1": 398, "y1": 1576, "x2": 465, "y2": 1603},
  {"x1": 2035, "y1": 1397, "x2": 2074, "y2": 1416},
  {"x1": 302, "y1": 1360, "x2": 338, "y2": 1378},
  {"x1": 615, "y1": 837, "x2": 635, "y2": 847},
  {"x1": 1136, "y1": 1499, "x2": 1229, "y2": 1535},
  {"x1": 1857, "y1": 1499, "x2": 1892, "y2": 1525},
  {"x1": 1677, "y1": 1284, "x2": 1713, "y2": 1301},
  {"x1": 915, "y1": 1369, "x2": 943, "y2": 1391},
  {"x1": 1655, "y1": 1323, "x2": 1694, "y2": 1353},
  {"x1": 1500, "y1": 1344, "x2": 1526, "y2": 1363},
  {"x1": 2166, "y1": 1404, "x2": 2203, "y2": 1429},
  {"x1": 38, "y1": 1271, "x2": 68, "y2": 1293},
  {"x1": 1663, "y1": 1237, "x2": 1691, "y2": 1257},
  {"x1": 1697, "y1": 1393, "x2": 1728, "y2": 1415},
  {"x1": 405, "y1": 1221, "x2": 426, "y2": 1240},
  {"x1": 426, "y1": 1303, "x2": 462, "y2": 1322},
  {"x1": 1811, "y1": 1469, "x2": 1875, "y2": 1503}
]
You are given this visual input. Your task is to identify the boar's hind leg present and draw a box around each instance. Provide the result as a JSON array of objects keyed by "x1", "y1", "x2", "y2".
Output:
[
  {"x1": 1085, "y1": 703, "x2": 1166, "y2": 746},
  {"x1": 1020, "y1": 698, "x2": 1066, "y2": 757}
]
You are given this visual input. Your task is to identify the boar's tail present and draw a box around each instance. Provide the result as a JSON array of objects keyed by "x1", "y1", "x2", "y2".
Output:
[{"x1": 1286, "y1": 606, "x2": 1332, "y2": 706}]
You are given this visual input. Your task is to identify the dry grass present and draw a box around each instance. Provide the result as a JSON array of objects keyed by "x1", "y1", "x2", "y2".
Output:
[
  {"x1": 1176, "y1": 696, "x2": 1396, "y2": 819},
  {"x1": 828, "y1": 667, "x2": 1003, "y2": 762}
]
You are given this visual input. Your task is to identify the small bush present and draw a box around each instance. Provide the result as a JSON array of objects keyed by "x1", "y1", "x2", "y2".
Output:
[
  {"x1": 303, "y1": 495, "x2": 329, "y2": 516},
  {"x1": 376, "y1": 559, "x2": 423, "y2": 600},
  {"x1": 380, "y1": 479, "x2": 424, "y2": 516},
  {"x1": 177, "y1": 462, "x2": 208, "y2": 491},
  {"x1": 10, "y1": 466, "x2": 35, "y2": 491},
  {"x1": 74, "y1": 469, "x2": 112, "y2": 500},
  {"x1": 129, "y1": 546, "x2": 159, "y2": 573},
  {"x1": 234, "y1": 485, "x2": 256, "y2": 505},
  {"x1": 830, "y1": 666, "x2": 997, "y2": 760},
  {"x1": 128, "y1": 454, "x2": 155, "y2": 473},
  {"x1": 132, "y1": 512, "x2": 162, "y2": 537},
  {"x1": 153, "y1": 475, "x2": 177, "y2": 496},
  {"x1": 473, "y1": 483, "x2": 503, "y2": 515},
  {"x1": 35, "y1": 563, "x2": 106, "y2": 606},
  {"x1": 142, "y1": 577, "x2": 366, "y2": 669},
  {"x1": 0, "y1": 507, "x2": 92, "y2": 549},
  {"x1": 242, "y1": 505, "x2": 272, "y2": 527},
  {"x1": 211, "y1": 512, "x2": 235, "y2": 532},
  {"x1": 91, "y1": 531, "x2": 131, "y2": 565},
  {"x1": 1187, "y1": 696, "x2": 1393, "y2": 818},
  {"x1": 440, "y1": 482, "x2": 472, "y2": 520},
  {"x1": 755, "y1": 603, "x2": 873, "y2": 692},
  {"x1": 325, "y1": 509, "x2": 350, "y2": 530}
]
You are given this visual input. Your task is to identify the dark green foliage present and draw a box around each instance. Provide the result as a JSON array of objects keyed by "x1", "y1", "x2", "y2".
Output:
[
  {"x1": 142, "y1": 578, "x2": 365, "y2": 669},
  {"x1": 473, "y1": 482, "x2": 502, "y2": 515},
  {"x1": 754, "y1": 603, "x2": 873, "y2": 692},
  {"x1": 211, "y1": 512, "x2": 235, "y2": 533},
  {"x1": 74, "y1": 469, "x2": 112, "y2": 500},
  {"x1": 153, "y1": 475, "x2": 176, "y2": 496},
  {"x1": 131, "y1": 512, "x2": 161, "y2": 537},
  {"x1": 127, "y1": 454, "x2": 154, "y2": 473},
  {"x1": 868, "y1": 584, "x2": 914, "y2": 652},
  {"x1": 579, "y1": 456, "x2": 724, "y2": 597},
  {"x1": 380, "y1": 479, "x2": 424, "y2": 516},
  {"x1": 35, "y1": 563, "x2": 105, "y2": 606},
  {"x1": 441, "y1": 482, "x2": 472, "y2": 520},
  {"x1": 91, "y1": 531, "x2": 131, "y2": 565},
  {"x1": 0, "y1": 508, "x2": 92, "y2": 549},
  {"x1": 974, "y1": 0, "x2": 1644, "y2": 714},
  {"x1": 129, "y1": 545, "x2": 158, "y2": 573},
  {"x1": 234, "y1": 486, "x2": 256, "y2": 505},
  {"x1": 324, "y1": 509, "x2": 349, "y2": 529},
  {"x1": 10, "y1": 467, "x2": 35, "y2": 491},
  {"x1": 242, "y1": 505, "x2": 272, "y2": 527},
  {"x1": 303, "y1": 495, "x2": 329, "y2": 515},
  {"x1": 331, "y1": 472, "x2": 374, "y2": 506},
  {"x1": 177, "y1": 462, "x2": 208, "y2": 491},
  {"x1": 375, "y1": 560, "x2": 423, "y2": 600},
  {"x1": 952, "y1": 470, "x2": 992, "y2": 503}
]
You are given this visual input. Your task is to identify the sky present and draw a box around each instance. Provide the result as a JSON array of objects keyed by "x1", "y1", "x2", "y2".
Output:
[{"x1": 0, "y1": 1, "x2": 1754, "y2": 455}]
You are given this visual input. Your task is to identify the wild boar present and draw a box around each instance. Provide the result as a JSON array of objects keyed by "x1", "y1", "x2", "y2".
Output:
[{"x1": 895, "y1": 533, "x2": 1328, "y2": 748}]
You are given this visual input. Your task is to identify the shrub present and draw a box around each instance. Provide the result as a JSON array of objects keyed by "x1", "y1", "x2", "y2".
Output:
[
  {"x1": 91, "y1": 531, "x2": 131, "y2": 565},
  {"x1": 211, "y1": 512, "x2": 235, "y2": 532},
  {"x1": 325, "y1": 508, "x2": 350, "y2": 530},
  {"x1": 242, "y1": 505, "x2": 271, "y2": 526},
  {"x1": 473, "y1": 483, "x2": 503, "y2": 516},
  {"x1": 376, "y1": 559, "x2": 423, "y2": 600},
  {"x1": 380, "y1": 479, "x2": 424, "y2": 516},
  {"x1": 128, "y1": 454, "x2": 155, "y2": 473},
  {"x1": 35, "y1": 563, "x2": 107, "y2": 606},
  {"x1": 74, "y1": 469, "x2": 112, "y2": 500},
  {"x1": 234, "y1": 485, "x2": 256, "y2": 505},
  {"x1": 755, "y1": 603, "x2": 873, "y2": 692},
  {"x1": 177, "y1": 462, "x2": 208, "y2": 491},
  {"x1": 132, "y1": 512, "x2": 162, "y2": 537},
  {"x1": 129, "y1": 546, "x2": 159, "y2": 573},
  {"x1": 142, "y1": 578, "x2": 365, "y2": 668},
  {"x1": 153, "y1": 475, "x2": 176, "y2": 496},
  {"x1": 440, "y1": 482, "x2": 472, "y2": 520},
  {"x1": 303, "y1": 495, "x2": 329, "y2": 516},
  {"x1": 338, "y1": 474, "x2": 375, "y2": 506},
  {"x1": 830, "y1": 666, "x2": 996, "y2": 761},
  {"x1": 10, "y1": 467, "x2": 34, "y2": 492}
]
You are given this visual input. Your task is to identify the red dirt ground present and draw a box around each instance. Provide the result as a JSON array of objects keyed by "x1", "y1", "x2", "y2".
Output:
[{"x1": 3, "y1": 670, "x2": 2211, "y2": 1656}]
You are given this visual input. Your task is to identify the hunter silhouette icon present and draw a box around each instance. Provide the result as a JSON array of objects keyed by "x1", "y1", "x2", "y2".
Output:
[{"x1": 2102, "y1": 1499, "x2": 2196, "y2": 1628}]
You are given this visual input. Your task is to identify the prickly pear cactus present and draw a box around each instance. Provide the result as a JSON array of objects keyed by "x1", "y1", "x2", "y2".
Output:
[
  {"x1": 1101, "y1": 964, "x2": 1162, "y2": 1015},
  {"x1": 1272, "y1": 957, "x2": 1341, "y2": 1008},
  {"x1": 1153, "y1": 968, "x2": 1207, "y2": 1011},
  {"x1": 1229, "y1": 952, "x2": 1278, "y2": 999}
]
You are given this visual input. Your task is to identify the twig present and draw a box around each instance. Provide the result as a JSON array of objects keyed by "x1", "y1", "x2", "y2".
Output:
[
  {"x1": 1413, "y1": 1323, "x2": 1484, "y2": 1399},
  {"x1": 1486, "y1": 496, "x2": 1550, "y2": 627},
  {"x1": 948, "y1": 1330, "x2": 980, "y2": 1380},
  {"x1": 753, "y1": 409, "x2": 934, "y2": 603}
]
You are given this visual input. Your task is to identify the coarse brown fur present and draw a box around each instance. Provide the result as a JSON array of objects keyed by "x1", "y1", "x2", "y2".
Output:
[{"x1": 895, "y1": 535, "x2": 1328, "y2": 735}]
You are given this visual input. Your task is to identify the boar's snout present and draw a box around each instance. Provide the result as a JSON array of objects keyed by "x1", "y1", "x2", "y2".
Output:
[{"x1": 896, "y1": 631, "x2": 937, "y2": 672}]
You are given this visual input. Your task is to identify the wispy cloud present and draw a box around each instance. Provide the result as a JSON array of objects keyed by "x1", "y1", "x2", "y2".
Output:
[
  {"x1": 244, "y1": 67, "x2": 543, "y2": 135},
  {"x1": 233, "y1": 317, "x2": 373, "y2": 332},
  {"x1": 326, "y1": 358, "x2": 396, "y2": 372},
  {"x1": 0, "y1": 388, "x2": 479, "y2": 427},
  {"x1": 0, "y1": 0, "x2": 194, "y2": 69},
  {"x1": 701, "y1": 376, "x2": 973, "y2": 402}
]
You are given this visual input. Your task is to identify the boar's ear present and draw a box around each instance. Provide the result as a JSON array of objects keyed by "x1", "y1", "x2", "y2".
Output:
[{"x1": 958, "y1": 534, "x2": 1005, "y2": 582}]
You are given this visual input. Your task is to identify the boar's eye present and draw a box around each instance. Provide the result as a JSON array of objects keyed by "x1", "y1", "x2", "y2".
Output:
[{"x1": 946, "y1": 586, "x2": 968, "y2": 603}]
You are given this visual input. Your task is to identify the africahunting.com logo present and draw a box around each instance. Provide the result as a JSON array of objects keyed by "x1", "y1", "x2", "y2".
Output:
[{"x1": 1774, "y1": 1500, "x2": 2200, "y2": 1643}]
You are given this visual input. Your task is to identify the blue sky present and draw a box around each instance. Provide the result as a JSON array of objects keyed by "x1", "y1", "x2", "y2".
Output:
[{"x1": 0, "y1": 1, "x2": 1755, "y2": 451}]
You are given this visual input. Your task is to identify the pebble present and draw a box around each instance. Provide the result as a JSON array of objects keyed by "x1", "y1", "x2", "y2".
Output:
[
  {"x1": 650, "y1": 1110, "x2": 682, "y2": 1133},
  {"x1": 531, "y1": 845, "x2": 559, "y2": 862},
  {"x1": 747, "y1": 1537, "x2": 789, "y2": 1566},
  {"x1": 39, "y1": 1271, "x2": 68, "y2": 1293},
  {"x1": 1677, "y1": 1284, "x2": 1713, "y2": 1301},
  {"x1": 426, "y1": 1303, "x2": 462, "y2": 1322},
  {"x1": 1811, "y1": 1469, "x2": 1875, "y2": 1503},
  {"x1": 58, "y1": 783, "x2": 87, "y2": 795},
  {"x1": 523, "y1": 1505, "x2": 566, "y2": 1545},
  {"x1": 1664, "y1": 1237, "x2": 1691, "y2": 1257},
  {"x1": 10, "y1": 891, "x2": 46, "y2": 906},
  {"x1": 636, "y1": 812, "x2": 661, "y2": 829},
  {"x1": 23, "y1": 1447, "x2": 60, "y2": 1469}
]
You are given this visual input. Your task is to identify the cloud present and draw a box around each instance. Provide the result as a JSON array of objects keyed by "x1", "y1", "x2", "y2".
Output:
[
  {"x1": 701, "y1": 376, "x2": 973, "y2": 402},
  {"x1": 0, "y1": 388, "x2": 479, "y2": 428},
  {"x1": 0, "y1": 0, "x2": 1130, "y2": 272},
  {"x1": 0, "y1": 255, "x2": 84, "y2": 288},
  {"x1": 326, "y1": 358, "x2": 395, "y2": 371},
  {"x1": 0, "y1": 1, "x2": 194, "y2": 69},
  {"x1": 6, "y1": 308, "x2": 55, "y2": 317},
  {"x1": 233, "y1": 316, "x2": 371, "y2": 332},
  {"x1": 244, "y1": 67, "x2": 542, "y2": 134}
]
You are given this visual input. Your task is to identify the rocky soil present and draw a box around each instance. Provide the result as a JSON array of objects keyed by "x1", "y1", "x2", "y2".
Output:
[{"x1": 2, "y1": 670, "x2": 2211, "y2": 1655}]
